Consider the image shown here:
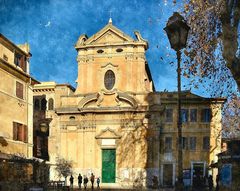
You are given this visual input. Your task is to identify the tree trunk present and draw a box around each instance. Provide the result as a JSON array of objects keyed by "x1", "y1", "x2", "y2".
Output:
[
  {"x1": 65, "y1": 176, "x2": 67, "y2": 186},
  {"x1": 221, "y1": 0, "x2": 240, "y2": 90}
]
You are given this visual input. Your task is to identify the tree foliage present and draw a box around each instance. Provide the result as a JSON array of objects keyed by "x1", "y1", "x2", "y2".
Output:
[
  {"x1": 222, "y1": 94, "x2": 240, "y2": 138},
  {"x1": 55, "y1": 157, "x2": 73, "y2": 181},
  {"x1": 182, "y1": 0, "x2": 240, "y2": 96}
]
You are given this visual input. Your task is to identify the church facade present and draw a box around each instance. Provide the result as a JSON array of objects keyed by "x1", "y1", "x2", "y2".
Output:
[{"x1": 33, "y1": 21, "x2": 225, "y2": 188}]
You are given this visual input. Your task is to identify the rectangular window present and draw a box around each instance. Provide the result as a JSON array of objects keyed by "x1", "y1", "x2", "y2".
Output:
[
  {"x1": 189, "y1": 137, "x2": 196, "y2": 150},
  {"x1": 16, "y1": 81, "x2": 24, "y2": 99},
  {"x1": 203, "y1": 136, "x2": 210, "y2": 150},
  {"x1": 201, "y1": 108, "x2": 211, "y2": 122},
  {"x1": 164, "y1": 137, "x2": 172, "y2": 152},
  {"x1": 182, "y1": 137, "x2": 188, "y2": 150},
  {"x1": 190, "y1": 109, "x2": 197, "y2": 122},
  {"x1": 13, "y1": 122, "x2": 28, "y2": 143},
  {"x1": 166, "y1": 109, "x2": 173, "y2": 122},
  {"x1": 181, "y1": 109, "x2": 188, "y2": 123}
]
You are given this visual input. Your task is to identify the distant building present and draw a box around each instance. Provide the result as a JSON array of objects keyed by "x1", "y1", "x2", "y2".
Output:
[
  {"x1": 158, "y1": 91, "x2": 225, "y2": 187},
  {"x1": 216, "y1": 139, "x2": 240, "y2": 189},
  {"x1": 32, "y1": 20, "x2": 225, "y2": 188},
  {"x1": 32, "y1": 82, "x2": 75, "y2": 161}
]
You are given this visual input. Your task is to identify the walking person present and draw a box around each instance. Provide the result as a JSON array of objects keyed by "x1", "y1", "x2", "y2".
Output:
[
  {"x1": 83, "y1": 175, "x2": 88, "y2": 190},
  {"x1": 70, "y1": 175, "x2": 74, "y2": 190},
  {"x1": 90, "y1": 173, "x2": 95, "y2": 189},
  {"x1": 97, "y1": 177, "x2": 100, "y2": 188},
  {"x1": 216, "y1": 174, "x2": 220, "y2": 191},
  {"x1": 208, "y1": 175, "x2": 213, "y2": 191},
  {"x1": 78, "y1": 173, "x2": 83, "y2": 189}
]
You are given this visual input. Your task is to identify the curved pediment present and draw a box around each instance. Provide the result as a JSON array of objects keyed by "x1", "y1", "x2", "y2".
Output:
[
  {"x1": 78, "y1": 93, "x2": 99, "y2": 108},
  {"x1": 117, "y1": 92, "x2": 137, "y2": 108},
  {"x1": 78, "y1": 91, "x2": 138, "y2": 110}
]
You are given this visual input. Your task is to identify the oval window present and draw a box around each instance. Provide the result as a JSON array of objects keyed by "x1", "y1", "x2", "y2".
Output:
[
  {"x1": 104, "y1": 70, "x2": 115, "y2": 90},
  {"x1": 97, "y1": 49, "x2": 104, "y2": 54},
  {"x1": 116, "y1": 48, "x2": 123, "y2": 53}
]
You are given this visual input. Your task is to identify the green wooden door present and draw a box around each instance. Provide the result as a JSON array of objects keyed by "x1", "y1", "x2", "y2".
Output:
[{"x1": 102, "y1": 149, "x2": 116, "y2": 183}]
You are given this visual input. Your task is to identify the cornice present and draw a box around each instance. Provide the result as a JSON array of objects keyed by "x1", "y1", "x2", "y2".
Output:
[
  {"x1": 76, "y1": 41, "x2": 147, "y2": 50},
  {"x1": 0, "y1": 58, "x2": 30, "y2": 82},
  {"x1": 0, "y1": 34, "x2": 31, "y2": 56}
]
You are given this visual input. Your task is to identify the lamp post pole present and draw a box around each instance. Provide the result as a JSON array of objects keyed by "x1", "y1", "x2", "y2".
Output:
[
  {"x1": 164, "y1": 12, "x2": 190, "y2": 190},
  {"x1": 176, "y1": 50, "x2": 183, "y2": 187}
]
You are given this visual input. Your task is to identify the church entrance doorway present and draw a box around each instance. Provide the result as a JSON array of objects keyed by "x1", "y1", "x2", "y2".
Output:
[{"x1": 102, "y1": 149, "x2": 116, "y2": 183}]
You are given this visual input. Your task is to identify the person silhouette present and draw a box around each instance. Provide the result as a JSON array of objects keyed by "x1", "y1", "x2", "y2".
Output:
[
  {"x1": 83, "y1": 175, "x2": 88, "y2": 190},
  {"x1": 70, "y1": 175, "x2": 74, "y2": 189},
  {"x1": 78, "y1": 173, "x2": 83, "y2": 189},
  {"x1": 90, "y1": 173, "x2": 95, "y2": 189},
  {"x1": 97, "y1": 177, "x2": 100, "y2": 188}
]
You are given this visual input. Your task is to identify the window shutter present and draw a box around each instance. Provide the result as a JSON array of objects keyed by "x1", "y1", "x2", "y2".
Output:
[
  {"x1": 24, "y1": 125, "x2": 28, "y2": 143},
  {"x1": 19, "y1": 56, "x2": 27, "y2": 72},
  {"x1": 19, "y1": 124, "x2": 24, "y2": 142},
  {"x1": 13, "y1": 122, "x2": 18, "y2": 140},
  {"x1": 16, "y1": 82, "x2": 24, "y2": 99}
]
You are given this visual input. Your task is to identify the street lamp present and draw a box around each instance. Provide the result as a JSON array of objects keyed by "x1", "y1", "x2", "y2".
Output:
[
  {"x1": 40, "y1": 123, "x2": 48, "y2": 133},
  {"x1": 164, "y1": 12, "x2": 190, "y2": 189}
]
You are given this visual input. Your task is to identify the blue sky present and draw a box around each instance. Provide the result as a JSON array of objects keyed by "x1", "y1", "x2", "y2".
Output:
[{"x1": 0, "y1": 0, "x2": 212, "y2": 96}]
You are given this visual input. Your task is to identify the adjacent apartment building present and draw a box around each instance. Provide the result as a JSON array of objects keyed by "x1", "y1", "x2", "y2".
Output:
[
  {"x1": 32, "y1": 20, "x2": 225, "y2": 188},
  {"x1": 0, "y1": 33, "x2": 36, "y2": 160}
]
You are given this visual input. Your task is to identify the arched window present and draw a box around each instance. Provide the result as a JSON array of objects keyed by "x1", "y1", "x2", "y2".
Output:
[
  {"x1": 34, "y1": 99, "x2": 40, "y2": 110},
  {"x1": 41, "y1": 98, "x2": 47, "y2": 111},
  {"x1": 104, "y1": 70, "x2": 115, "y2": 90},
  {"x1": 48, "y1": 98, "x2": 54, "y2": 110}
]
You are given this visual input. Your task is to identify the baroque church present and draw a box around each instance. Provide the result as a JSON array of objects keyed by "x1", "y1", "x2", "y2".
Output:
[{"x1": 32, "y1": 19, "x2": 224, "y2": 188}]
